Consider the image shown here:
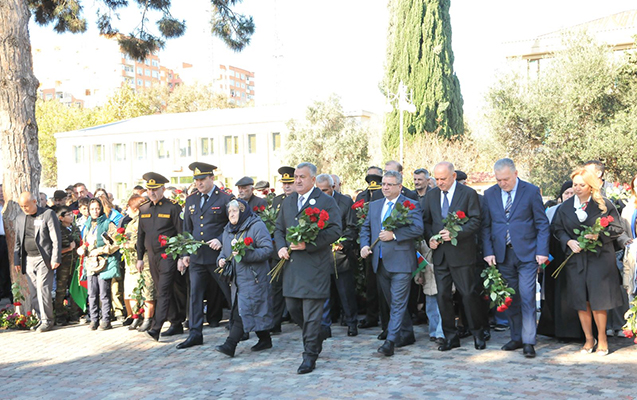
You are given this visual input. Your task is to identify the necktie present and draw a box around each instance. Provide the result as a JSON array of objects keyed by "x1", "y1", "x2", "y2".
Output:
[
  {"x1": 201, "y1": 193, "x2": 209, "y2": 209},
  {"x1": 297, "y1": 195, "x2": 305, "y2": 212},
  {"x1": 441, "y1": 191, "x2": 450, "y2": 218},
  {"x1": 505, "y1": 191, "x2": 512, "y2": 245},
  {"x1": 379, "y1": 201, "x2": 393, "y2": 259}
]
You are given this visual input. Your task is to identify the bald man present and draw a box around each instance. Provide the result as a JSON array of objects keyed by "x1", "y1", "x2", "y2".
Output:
[{"x1": 14, "y1": 192, "x2": 62, "y2": 332}]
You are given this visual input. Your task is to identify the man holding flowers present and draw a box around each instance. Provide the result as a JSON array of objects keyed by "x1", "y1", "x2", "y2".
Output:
[
  {"x1": 360, "y1": 170, "x2": 423, "y2": 357},
  {"x1": 423, "y1": 161, "x2": 486, "y2": 351},
  {"x1": 274, "y1": 162, "x2": 342, "y2": 374},
  {"x1": 481, "y1": 158, "x2": 550, "y2": 358}
]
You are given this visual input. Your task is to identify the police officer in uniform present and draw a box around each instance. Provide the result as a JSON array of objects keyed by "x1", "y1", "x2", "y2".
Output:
[
  {"x1": 236, "y1": 176, "x2": 267, "y2": 211},
  {"x1": 177, "y1": 162, "x2": 234, "y2": 349},
  {"x1": 136, "y1": 173, "x2": 187, "y2": 341},
  {"x1": 270, "y1": 166, "x2": 296, "y2": 333}
]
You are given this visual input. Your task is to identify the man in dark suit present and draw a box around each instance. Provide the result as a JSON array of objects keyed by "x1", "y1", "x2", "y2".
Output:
[
  {"x1": 423, "y1": 161, "x2": 486, "y2": 351},
  {"x1": 14, "y1": 192, "x2": 62, "y2": 332},
  {"x1": 481, "y1": 158, "x2": 549, "y2": 358},
  {"x1": 236, "y1": 176, "x2": 267, "y2": 211},
  {"x1": 275, "y1": 162, "x2": 342, "y2": 374},
  {"x1": 360, "y1": 171, "x2": 424, "y2": 356},
  {"x1": 177, "y1": 162, "x2": 234, "y2": 349},
  {"x1": 270, "y1": 166, "x2": 296, "y2": 333},
  {"x1": 356, "y1": 169, "x2": 389, "y2": 335},
  {"x1": 137, "y1": 173, "x2": 187, "y2": 341},
  {"x1": 384, "y1": 160, "x2": 418, "y2": 200},
  {"x1": 316, "y1": 174, "x2": 358, "y2": 337}
]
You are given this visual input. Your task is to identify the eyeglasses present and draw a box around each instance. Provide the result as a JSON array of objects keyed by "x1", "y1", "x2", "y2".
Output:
[{"x1": 381, "y1": 182, "x2": 399, "y2": 187}]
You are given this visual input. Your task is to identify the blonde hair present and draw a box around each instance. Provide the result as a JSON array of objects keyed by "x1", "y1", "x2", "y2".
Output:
[
  {"x1": 97, "y1": 193, "x2": 114, "y2": 217},
  {"x1": 571, "y1": 167, "x2": 606, "y2": 214}
]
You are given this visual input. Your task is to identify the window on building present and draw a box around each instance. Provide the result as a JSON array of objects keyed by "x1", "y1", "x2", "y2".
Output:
[
  {"x1": 145, "y1": 80, "x2": 151, "y2": 87},
  {"x1": 229, "y1": 70, "x2": 234, "y2": 77},
  {"x1": 134, "y1": 142, "x2": 147, "y2": 160},
  {"x1": 137, "y1": 79, "x2": 143, "y2": 86},
  {"x1": 93, "y1": 144, "x2": 105, "y2": 162},
  {"x1": 247, "y1": 134, "x2": 256, "y2": 154},
  {"x1": 272, "y1": 132, "x2": 281, "y2": 151},
  {"x1": 224, "y1": 136, "x2": 239, "y2": 154},
  {"x1": 157, "y1": 140, "x2": 170, "y2": 159},
  {"x1": 115, "y1": 183, "x2": 128, "y2": 203},
  {"x1": 144, "y1": 58, "x2": 150, "y2": 66},
  {"x1": 151, "y1": 70, "x2": 159, "y2": 78},
  {"x1": 137, "y1": 67, "x2": 143, "y2": 75},
  {"x1": 178, "y1": 138, "x2": 192, "y2": 158},
  {"x1": 124, "y1": 65, "x2": 134, "y2": 73},
  {"x1": 113, "y1": 143, "x2": 126, "y2": 161},
  {"x1": 152, "y1": 59, "x2": 159, "y2": 67},
  {"x1": 73, "y1": 145, "x2": 84, "y2": 163},
  {"x1": 45, "y1": 93, "x2": 53, "y2": 100},
  {"x1": 170, "y1": 176, "x2": 194, "y2": 185},
  {"x1": 200, "y1": 138, "x2": 214, "y2": 156},
  {"x1": 145, "y1": 69, "x2": 151, "y2": 77}
]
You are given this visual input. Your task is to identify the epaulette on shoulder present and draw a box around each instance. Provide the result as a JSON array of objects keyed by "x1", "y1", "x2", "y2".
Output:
[{"x1": 139, "y1": 199, "x2": 151, "y2": 207}]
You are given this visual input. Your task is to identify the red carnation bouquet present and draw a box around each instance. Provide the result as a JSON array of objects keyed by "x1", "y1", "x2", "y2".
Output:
[
  {"x1": 255, "y1": 189, "x2": 278, "y2": 235},
  {"x1": 431, "y1": 210, "x2": 469, "y2": 246},
  {"x1": 268, "y1": 207, "x2": 330, "y2": 282},
  {"x1": 622, "y1": 297, "x2": 637, "y2": 344},
  {"x1": 351, "y1": 199, "x2": 369, "y2": 228},
  {"x1": 162, "y1": 233, "x2": 207, "y2": 260},
  {"x1": 480, "y1": 264, "x2": 516, "y2": 312},
  {"x1": 215, "y1": 236, "x2": 255, "y2": 275},
  {"x1": 370, "y1": 200, "x2": 415, "y2": 248},
  {"x1": 551, "y1": 215, "x2": 614, "y2": 278},
  {"x1": 113, "y1": 227, "x2": 134, "y2": 266}
]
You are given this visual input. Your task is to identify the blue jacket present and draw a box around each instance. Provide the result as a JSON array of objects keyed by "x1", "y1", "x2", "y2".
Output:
[{"x1": 481, "y1": 179, "x2": 550, "y2": 263}]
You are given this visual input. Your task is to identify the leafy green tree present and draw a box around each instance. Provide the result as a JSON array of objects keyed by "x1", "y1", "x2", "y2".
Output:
[
  {"x1": 383, "y1": 0, "x2": 464, "y2": 158},
  {"x1": 486, "y1": 33, "x2": 637, "y2": 196},
  {"x1": 285, "y1": 95, "x2": 371, "y2": 192}
]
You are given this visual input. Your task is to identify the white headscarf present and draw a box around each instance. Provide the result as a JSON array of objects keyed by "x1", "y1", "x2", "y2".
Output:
[{"x1": 573, "y1": 195, "x2": 590, "y2": 223}]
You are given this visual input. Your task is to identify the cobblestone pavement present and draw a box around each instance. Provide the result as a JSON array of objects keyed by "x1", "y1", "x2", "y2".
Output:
[{"x1": 1, "y1": 297, "x2": 636, "y2": 400}]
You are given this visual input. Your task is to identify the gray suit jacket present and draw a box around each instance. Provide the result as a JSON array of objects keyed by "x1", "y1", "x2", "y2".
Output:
[
  {"x1": 14, "y1": 206, "x2": 62, "y2": 273},
  {"x1": 359, "y1": 194, "x2": 424, "y2": 274}
]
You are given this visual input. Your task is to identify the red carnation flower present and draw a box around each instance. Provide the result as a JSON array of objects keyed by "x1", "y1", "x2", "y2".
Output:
[
  {"x1": 260, "y1": 205, "x2": 266, "y2": 211},
  {"x1": 175, "y1": 189, "x2": 183, "y2": 194},
  {"x1": 117, "y1": 227, "x2": 125, "y2": 234},
  {"x1": 158, "y1": 235, "x2": 167, "y2": 243},
  {"x1": 483, "y1": 295, "x2": 489, "y2": 301},
  {"x1": 456, "y1": 211, "x2": 466, "y2": 219},
  {"x1": 623, "y1": 329, "x2": 634, "y2": 338},
  {"x1": 634, "y1": 337, "x2": 637, "y2": 344},
  {"x1": 138, "y1": 308, "x2": 145, "y2": 314},
  {"x1": 72, "y1": 210, "x2": 80, "y2": 215},
  {"x1": 253, "y1": 206, "x2": 259, "y2": 212},
  {"x1": 161, "y1": 253, "x2": 168, "y2": 259},
  {"x1": 352, "y1": 199, "x2": 365, "y2": 209},
  {"x1": 132, "y1": 314, "x2": 139, "y2": 319},
  {"x1": 262, "y1": 190, "x2": 269, "y2": 196},
  {"x1": 313, "y1": 207, "x2": 320, "y2": 214},
  {"x1": 504, "y1": 297, "x2": 513, "y2": 306},
  {"x1": 317, "y1": 220, "x2": 325, "y2": 229},
  {"x1": 319, "y1": 210, "x2": 329, "y2": 221},
  {"x1": 26, "y1": 311, "x2": 32, "y2": 316},
  {"x1": 244, "y1": 237, "x2": 254, "y2": 246},
  {"x1": 305, "y1": 208, "x2": 314, "y2": 216},
  {"x1": 408, "y1": 203, "x2": 415, "y2": 210},
  {"x1": 310, "y1": 216, "x2": 318, "y2": 223},
  {"x1": 270, "y1": 188, "x2": 276, "y2": 193},
  {"x1": 607, "y1": 215, "x2": 614, "y2": 223},
  {"x1": 600, "y1": 217, "x2": 609, "y2": 228},
  {"x1": 13, "y1": 302, "x2": 21, "y2": 307},
  {"x1": 361, "y1": 214, "x2": 366, "y2": 219}
]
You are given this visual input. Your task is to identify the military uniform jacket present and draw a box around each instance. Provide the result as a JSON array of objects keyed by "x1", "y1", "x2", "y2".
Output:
[
  {"x1": 136, "y1": 198, "x2": 183, "y2": 258},
  {"x1": 183, "y1": 188, "x2": 234, "y2": 265},
  {"x1": 274, "y1": 187, "x2": 342, "y2": 299}
]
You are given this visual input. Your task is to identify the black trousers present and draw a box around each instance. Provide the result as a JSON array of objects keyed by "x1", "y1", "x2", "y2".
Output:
[
  {"x1": 0, "y1": 236, "x2": 11, "y2": 300},
  {"x1": 434, "y1": 260, "x2": 486, "y2": 340},
  {"x1": 188, "y1": 262, "x2": 231, "y2": 337},
  {"x1": 226, "y1": 293, "x2": 270, "y2": 345},
  {"x1": 270, "y1": 259, "x2": 286, "y2": 327},
  {"x1": 148, "y1": 251, "x2": 186, "y2": 331},
  {"x1": 286, "y1": 297, "x2": 324, "y2": 361}
]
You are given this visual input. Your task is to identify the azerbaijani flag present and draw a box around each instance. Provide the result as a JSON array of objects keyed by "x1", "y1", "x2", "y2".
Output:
[
  {"x1": 69, "y1": 257, "x2": 88, "y2": 312},
  {"x1": 412, "y1": 251, "x2": 429, "y2": 277},
  {"x1": 540, "y1": 254, "x2": 554, "y2": 269}
]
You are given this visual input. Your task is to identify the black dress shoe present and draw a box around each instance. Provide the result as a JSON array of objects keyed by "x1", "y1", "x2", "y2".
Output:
[
  {"x1": 176, "y1": 335, "x2": 203, "y2": 349},
  {"x1": 377, "y1": 330, "x2": 388, "y2": 340},
  {"x1": 162, "y1": 323, "x2": 184, "y2": 337},
  {"x1": 438, "y1": 337, "x2": 461, "y2": 351},
  {"x1": 297, "y1": 358, "x2": 316, "y2": 374},
  {"x1": 146, "y1": 329, "x2": 160, "y2": 342},
  {"x1": 483, "y1": 330, "x2": 491, "y2": 341},
  {"x1": 319, "y1": 326, "x2": 332, "y2": 341},
  {"x1": 474, "y1": 337, "x2": 486, "y2": 350},
  {"x1": 377, "y1": 340, "x2": 395, "y2": 356},
  {"x1": 208, "y1": 320, "x2": 221, "y2": 328},
  {"x1": 270, "y1": 324, "x2": 282, "y2": 335},
  {"x1": 347, "y1": 325, "x2": 358, "y2": 337},
  {"x1": 501, "y1": 340, "x2": 523, "y2": 351},
  {"x1": 251, "y1": 338, "x2": 272, "y2": 351},
  {"x1": 241, "y1": 332, "x2": 250, "y2": 341},
  {"x1": 122, "y1": 317, "x2": 134, "y2": 327},
  {"x1": 358, "y1": 319, "x2": 379, "y2": 329},
  {"x1": 435, "y1": 337, "x2": 445, "y2": 345},
  {"x1": 523, "y1": 344, "x2": 536, "y2": 358},
  {"x1": 457, "y1": 329, "x2": 472, "y2": 339},
  {"x1": 396, "y1": 333, "x2": 416, "y2": 348},
  {"x1": 215, "y1": 342, "x2": 236, "y2": 357}
]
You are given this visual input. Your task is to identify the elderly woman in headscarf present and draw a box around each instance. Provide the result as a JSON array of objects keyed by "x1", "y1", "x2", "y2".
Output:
[{"x1": 215, "y1": 198, "x2": 274, "y2": 357}]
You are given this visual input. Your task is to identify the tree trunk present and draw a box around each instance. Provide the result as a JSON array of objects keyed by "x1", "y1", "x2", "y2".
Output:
[{"x1": 0, "y1": 0, "x2": 41, "y2": 312}]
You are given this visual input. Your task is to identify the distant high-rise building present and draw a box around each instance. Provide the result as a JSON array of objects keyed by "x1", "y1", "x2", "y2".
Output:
[{"x1": 216, "y1": 65, "x2": 255, "y2": 105}]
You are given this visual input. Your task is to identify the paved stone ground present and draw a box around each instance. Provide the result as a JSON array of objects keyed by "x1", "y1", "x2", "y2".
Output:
[{"x1": 1, "y1": 295, "x2": 636, "y2": 400}]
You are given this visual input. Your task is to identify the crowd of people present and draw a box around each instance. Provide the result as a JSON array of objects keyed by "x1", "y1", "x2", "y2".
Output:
[{"x1": 2, "y1": 157, "x2": 634, "y2": 374}]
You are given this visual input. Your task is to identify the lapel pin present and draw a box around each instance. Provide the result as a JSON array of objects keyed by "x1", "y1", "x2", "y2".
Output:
[{"x1": 309, "y1": 199, "x2": 316, "y2": 205}]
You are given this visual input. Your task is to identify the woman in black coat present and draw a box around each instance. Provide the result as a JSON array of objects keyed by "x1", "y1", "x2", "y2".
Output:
[{"x1": 551, "y1": 168, "x2": 624, "y2": 355}]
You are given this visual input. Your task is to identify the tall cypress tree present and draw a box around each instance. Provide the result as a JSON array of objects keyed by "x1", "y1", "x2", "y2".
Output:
[{"x1": 383, "y1": 0, "x2": 464, "y2": 155}]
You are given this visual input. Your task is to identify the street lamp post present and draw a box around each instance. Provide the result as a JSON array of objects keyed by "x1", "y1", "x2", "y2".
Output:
[{"x1": 385, "y1": 80, "x2": 416, "y2": 165}]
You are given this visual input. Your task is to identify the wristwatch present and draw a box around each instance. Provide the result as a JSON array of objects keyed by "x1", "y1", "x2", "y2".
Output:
[{"x1": 392, "y1": 233, "x2": 396, "y2": 240}]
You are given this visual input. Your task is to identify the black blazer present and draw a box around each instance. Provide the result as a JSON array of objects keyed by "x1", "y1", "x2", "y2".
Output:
[
  {"x1": 422, "y1": 183, "x2": 481, "y2": 267},
  {"x1": 14, "y1": 206, "x2": 62, "y2": 273}
]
